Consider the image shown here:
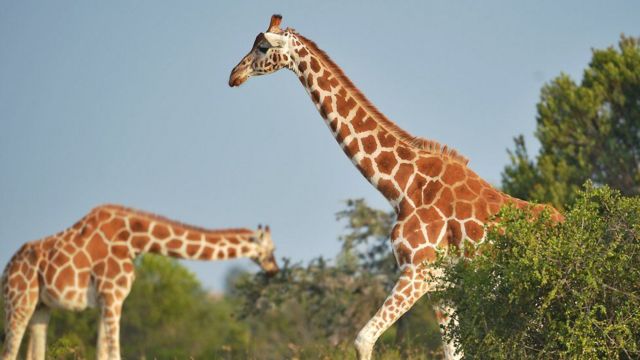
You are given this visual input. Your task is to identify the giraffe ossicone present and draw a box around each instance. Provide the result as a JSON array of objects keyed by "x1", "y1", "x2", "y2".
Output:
[
  {"x1": 229, "y1": 14, "x2": 563, "y2": 360},
  {"x1": 1, "y1": 204, "x2": 279, "y2": 360}
]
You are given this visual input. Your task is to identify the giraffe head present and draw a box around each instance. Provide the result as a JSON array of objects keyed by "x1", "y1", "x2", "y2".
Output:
[
  {"x1": 229, "y1": 14, "x2": 294, "y2": 87},
  {"x1": 252, "y1": 224, "x2": 279, "y2": 277}
]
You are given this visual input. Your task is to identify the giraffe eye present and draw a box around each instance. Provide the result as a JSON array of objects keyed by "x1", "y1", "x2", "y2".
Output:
[{"x1": 258, "y1": 45, "x2": 269, "y2": 54}]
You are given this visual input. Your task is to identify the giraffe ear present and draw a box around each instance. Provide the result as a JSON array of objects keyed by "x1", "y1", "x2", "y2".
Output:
[{"x1": 267, "y1": 14, "x2": 283, "y2": 33}]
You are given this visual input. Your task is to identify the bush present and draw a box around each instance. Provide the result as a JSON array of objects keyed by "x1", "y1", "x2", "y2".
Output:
[{"x1": 439, "y1": 185, "x2": 640, "y2": 359}]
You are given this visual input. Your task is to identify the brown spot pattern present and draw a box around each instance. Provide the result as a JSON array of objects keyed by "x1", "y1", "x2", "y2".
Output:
[
  {"x1": 416, "y1": 157, "x2": 443, "y2": 177},
  {"x1": 464, "y1": 221, "x2": 484, "y2": 241},
  {"x1": 394, "y1": 163, "x2": 414, "y2": 190},
  {"x1": 442, "y1": 163, "x2": 466, "y2": 184},
  {"x1": 376, "y1": 151, "x2": 397, "y2": 174},
  {"x1": 414, "y1": 247, "x2": 436, "y2": 263},
  {"x1": 152, "y1": 224, "x2": 170, "y2": 240},
  {"x1": 309, "y1": 57, "x2": 321, "y2": 72}
]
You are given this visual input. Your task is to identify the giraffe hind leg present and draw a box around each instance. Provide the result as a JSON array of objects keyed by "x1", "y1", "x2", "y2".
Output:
[
  {"x1": 2, "y1": 247, "x2": 41, "y2": 360},
  {"x1": 96, "y1": 300, "x2": 124, "y2": 360},
  {"x1": 2, "y1": 302, "x2": 37, "y2": 360},
  {"x1": 95, "y1": 272, "x2": 133, "y2": 360},
  {"x1": 434, "y1": 305, "x2": 462, "y2": 360},
  {"x1": 2, "y1": 277, "x2": 40, "y2": 360}
]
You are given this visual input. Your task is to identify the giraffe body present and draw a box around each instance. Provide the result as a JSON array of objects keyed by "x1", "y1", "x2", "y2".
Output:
[
  {"x1": 230, "y1": 15, "x2": 562, "y2": 360},
  {"x1": 1, "y1": 204, "x2": 278, "y2": 360}
]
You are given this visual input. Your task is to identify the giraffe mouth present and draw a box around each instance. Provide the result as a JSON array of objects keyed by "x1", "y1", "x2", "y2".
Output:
[
  {"x1": 228, "y1": 73, "x2": 248, "y2": 87},
  {"x1": 229, "y1": 58, "x2": 251, "y2": 87},
  {"x1": 229, "y1": 56, "x2": 253, "y2": 87}
]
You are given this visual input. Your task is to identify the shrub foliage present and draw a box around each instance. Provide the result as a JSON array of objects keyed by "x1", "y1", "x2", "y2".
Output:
[{"x1": 439, "y1": 185, "x2": 640, "y2": 359}]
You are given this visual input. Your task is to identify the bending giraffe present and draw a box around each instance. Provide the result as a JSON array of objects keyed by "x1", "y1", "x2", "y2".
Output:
[
  {"x1": 229, "y1": 15, "x2": 562, "y2": 360},
  {"x1": 1, "y1": 204, "x2": 279, "y2": 360}
]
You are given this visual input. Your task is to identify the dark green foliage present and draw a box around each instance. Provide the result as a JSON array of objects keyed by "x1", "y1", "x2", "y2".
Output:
[
  {"x1": 46, "y1": 333, "x2": 86, "y2": 360},
  {"x1": 46, "y1": 307, "x2": 97, "y2": 359},
  {"x1": 502, "y1": 36, "x2": 640, "y2": 209},
  {"x1": 119, "y1": 255, "x2": 250, "y2": 359},
  {"x1": 438, "y1": 185, "x2": 640, "y2": 359}
]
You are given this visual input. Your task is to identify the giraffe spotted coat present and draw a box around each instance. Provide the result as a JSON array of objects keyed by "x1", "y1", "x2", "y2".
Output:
[
  {"x1": 1, "y1": 204, "x2": 278, "y2": 360},
  {"x1": 229, "y1": 15, "x2": 562, "y2": 360}
]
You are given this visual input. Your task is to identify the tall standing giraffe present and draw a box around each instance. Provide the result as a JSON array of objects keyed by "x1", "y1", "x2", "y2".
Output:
[
  {"x1": 1, "y1": 204, "x2": 279, "y2": 360},
  {"x1": 229, "y1": 15, "x2": 562, "y2": 360}
]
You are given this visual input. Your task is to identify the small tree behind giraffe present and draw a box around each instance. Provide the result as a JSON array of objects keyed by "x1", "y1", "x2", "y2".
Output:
[{"x1": 1, "y1": 204, "x2": 279, "y2": 360}]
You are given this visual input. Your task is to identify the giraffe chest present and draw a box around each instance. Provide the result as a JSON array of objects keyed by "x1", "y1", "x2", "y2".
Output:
[
  {"x1": 39, "y1": 266, "x2": 98, "y2": 311},
  {"x1": 389, "y1": 201, "x2": 489, "y2": 267}
]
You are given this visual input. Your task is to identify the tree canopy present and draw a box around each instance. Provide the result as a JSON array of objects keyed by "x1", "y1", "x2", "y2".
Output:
[{"x1": 502, "y1": 36, "x2": 640, "y2": 209}]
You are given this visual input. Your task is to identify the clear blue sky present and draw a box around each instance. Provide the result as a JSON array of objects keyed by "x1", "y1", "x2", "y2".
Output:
[{"x1": 1, "y1": 1, "x2": 638, "y2": 291}]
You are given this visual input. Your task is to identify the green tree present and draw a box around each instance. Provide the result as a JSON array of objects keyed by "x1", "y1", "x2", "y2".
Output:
[
  {"x1": 119, "y1": 255, "x2": 250, "y2": 359},
  {"x1": 438, "y1": 185, "x2": 640, "y2": 359},
  {"x1": 502, "y1": 36, "x2": 640, "y2": 209},
  {"x1": 337, "y1": 199, "x2": 396, "y2": 277}
]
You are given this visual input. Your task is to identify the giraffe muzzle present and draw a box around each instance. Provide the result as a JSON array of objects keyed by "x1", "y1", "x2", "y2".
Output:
[
  {"x1": 228, "y1": 72, "x2": 247, "y2": 87},
  {"x1": 229, "y1": 56, "x2": 253, "y2": 87}
]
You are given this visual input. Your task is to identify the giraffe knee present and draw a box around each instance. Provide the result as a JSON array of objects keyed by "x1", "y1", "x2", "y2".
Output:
[{"x1": 354, "y1": 329, "x2": 375, "y2": 359}]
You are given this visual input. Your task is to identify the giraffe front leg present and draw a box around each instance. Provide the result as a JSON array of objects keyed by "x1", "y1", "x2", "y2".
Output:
[
  {"x1": 96, "y1": 296, "x2": 124, "y2": 360},
  {"x1": 354, "y1": 266, "x2": 432, "y2": 360},
  {"x1": 96, "y1": 316, "x2": 108, "y2": 360},
  {"x1": 434, "y1": 305, "x2": 462, "y2": 360},
  {"x1": 25, "y1": 307, "x2": 50, "y2": 360},
  {"x1": 94, "y1": 258, "x2": 134, "y2": 360}
]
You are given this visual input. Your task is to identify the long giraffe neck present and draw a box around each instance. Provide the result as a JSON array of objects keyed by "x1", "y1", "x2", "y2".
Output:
[
  {"x1": 87, "y1": 205, "x2": 260, "y2": 261},
  {"x1": 286, "y1": 32, "x2": 468, "y2": 210}
]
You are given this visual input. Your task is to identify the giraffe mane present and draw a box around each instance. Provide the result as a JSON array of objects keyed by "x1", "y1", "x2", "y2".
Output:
[
  {"x1": 292, "y1": 32, "x2": 469, "y2": 166},
  {"x1": 100, "y1": 204, "x2": 254, "y2": 236}
]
